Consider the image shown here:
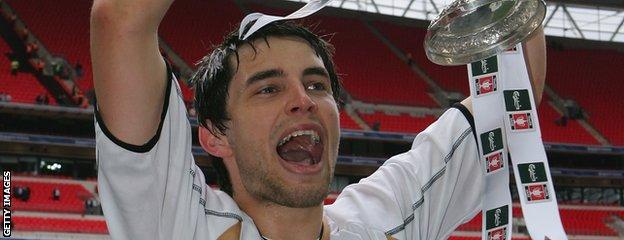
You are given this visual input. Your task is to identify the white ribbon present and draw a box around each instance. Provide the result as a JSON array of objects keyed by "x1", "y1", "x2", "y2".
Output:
[
  {"x1": 239, "y1": 0, "x2": 333, "y2": 40},
  {"x1": 468, "y1": 44, "x2": 568, "y2": 240},
  {"x1": 468, "y1": 52, "x2": 513, "y2": 240}
]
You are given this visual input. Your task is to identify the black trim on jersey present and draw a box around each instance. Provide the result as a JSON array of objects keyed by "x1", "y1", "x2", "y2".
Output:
[
  {"x1": 452, "y1": 103, "x2": 477, "y2": 144},
  {"x1": 94, "y1": 60, "x2": 174, "y2": 153}
]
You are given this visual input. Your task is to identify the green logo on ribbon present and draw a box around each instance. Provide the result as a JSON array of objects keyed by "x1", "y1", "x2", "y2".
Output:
[
  {"x1": 480, "y1": 128, "x2": 503, "y2": 155},
  {"x1": 471, "y1": 56, "x2": 498, "y2": 76},
  {"x1": 518, "y1": 162, "x2": 548, "y2": 184},
  {"x1": 486, "y1": 205, "x2": 509, "y2": 230},
  {"x1": 504, "y1": 89, "x2": 532, "y2": 111}
]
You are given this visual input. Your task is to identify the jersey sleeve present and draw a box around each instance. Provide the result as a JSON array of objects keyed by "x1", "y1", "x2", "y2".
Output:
[
  {"x1": 94, "y1": 64, "x2": 239, "y2": 239},
  {"x1": 325, "y1": 104, "x2": 484, "y2": 239}
]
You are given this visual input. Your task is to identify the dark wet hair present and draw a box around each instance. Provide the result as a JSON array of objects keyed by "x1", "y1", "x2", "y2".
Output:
[{"x1": 191, "y1": 21, "x2": 342, "y2": 196}]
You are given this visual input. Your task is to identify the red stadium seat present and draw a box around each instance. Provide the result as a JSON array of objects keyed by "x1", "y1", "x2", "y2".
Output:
[
  {"x1": 13, "y1": 216, "x2": 108, "y2": 234},
  {"x1": 340, "y1": 110, "x2": 362, "y2": 130},
  {"x1": 12, "y1": 180, "x2": 93, "y2": 214},
  {"x1": 557, "y1": 208, "x2": 621, "y2": 236},
  {"x1": 160, "y1": 0, "x2": 244, "y2": 67},
  {"x1": 358, "y1": 111, "x2": 436, "y2": 133},
  {"x1": 537, "y1": 100, "x2": 599, "y2": 145}
]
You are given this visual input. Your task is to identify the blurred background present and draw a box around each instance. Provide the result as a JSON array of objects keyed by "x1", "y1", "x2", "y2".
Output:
[{"x1": 0, "y1": 0, "x2": 623, "y2": 239}]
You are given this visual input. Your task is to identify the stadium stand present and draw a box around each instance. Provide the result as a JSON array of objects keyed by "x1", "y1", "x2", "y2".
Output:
[
  {"x1": 13, "y1": 216, "x2": 108, "y2": 234},
  {"x1": 160, "y1": 0, "x2": 244, "y2": 67},
  {"x1": 373, "y1": 21, "x2": 470, "y2": 96},
  {"x1": 313, "y1": 16, "x2": 438, "y2": 107},
  {"x1": 559, "y1": 208, "x2": 622, "y2": 236},
  {"x1": 547, "y1": 48, "x2": 624, "y2": 146},
  {"x1": 12, "y1": 180, "x2": 93, "y2": 214},
  {"x1": 339, "y1": 110, "x2": 362, "y2": 130},
  {"x1": 7, "y1": 0, "x2": 93, "y2": 91},
  {"x1": 357, "y1": 111, "x2": 436, "y2": 133},
  {"x1": 7, "y1": 0, "x2": 202, "y2": 106},
  {"x1": 538, "y1": 100, "x2": 599, "y2": 145},
  {"x1": 6, "y1": 0, "x2": 622, "y2": 147},
  {"x1": 373, "y1": 20, "x2": 606, "y2": 145},
  {"x1": 0, "y1": 38, "x2": 54, "y2": 104}
]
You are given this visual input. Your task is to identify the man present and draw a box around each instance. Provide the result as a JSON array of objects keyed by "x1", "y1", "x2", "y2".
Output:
[
  {"x1": 52, "y1": 187, "x2": 61, "y2": 201},
  {"x1": 90, "y1": 0, "x2": 545, "y2": 239},
  {"x1": 10, "y1": 59, "x2": 19, "y2": 75}
]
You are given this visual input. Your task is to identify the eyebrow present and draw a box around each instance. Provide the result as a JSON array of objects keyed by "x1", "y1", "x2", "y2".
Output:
[
  {"x1": 245, "y1": 69, "x2": 285, "y2": 87},
  {"x1": 302, "y1": 67, "x2": 329, "y2": 79},
  {"x1": 244, "y1": 66, "x2": 330, "y2": 87}
]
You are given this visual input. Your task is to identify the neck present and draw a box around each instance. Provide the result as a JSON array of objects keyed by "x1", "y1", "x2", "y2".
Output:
[{"x1": 236, "y1": 194, "x2": 324, "y2": 240}]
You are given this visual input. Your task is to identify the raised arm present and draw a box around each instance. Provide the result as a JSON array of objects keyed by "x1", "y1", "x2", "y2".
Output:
[
  {"x1": 522, "y1": 27, "x2": 546, "y2": 105},
  {"x1": 90, "y1": 0, "x2": 174, "y2": 145}
]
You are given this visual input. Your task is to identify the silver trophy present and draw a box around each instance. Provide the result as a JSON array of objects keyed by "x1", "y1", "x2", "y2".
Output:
[{"x1": 424, "y1": 0, "x2": 546, "y2": 66}]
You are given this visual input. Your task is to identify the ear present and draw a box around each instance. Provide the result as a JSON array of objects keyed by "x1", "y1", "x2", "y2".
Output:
[{"x1": 199, "y1": 126, "x2": 233, "y2": 158}]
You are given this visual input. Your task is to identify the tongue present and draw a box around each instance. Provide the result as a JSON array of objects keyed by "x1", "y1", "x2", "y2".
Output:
[{"x1": 277, "y1": 135, "x2": 322, "y2": 164}]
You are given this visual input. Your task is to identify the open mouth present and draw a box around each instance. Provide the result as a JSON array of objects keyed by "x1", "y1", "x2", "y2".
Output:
[{"x1": 276, "y1": 127, "x2": 324, "y2": 174}]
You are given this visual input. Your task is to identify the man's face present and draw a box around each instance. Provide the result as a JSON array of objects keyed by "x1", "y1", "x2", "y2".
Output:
[{"x1": 224, "y1": 36, "x2": 340, "y2": 208}]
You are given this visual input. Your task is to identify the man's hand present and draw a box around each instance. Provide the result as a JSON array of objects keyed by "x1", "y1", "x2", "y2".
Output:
[{"x1": 461, "y1": 27, "x2": 546, "y2": 114}]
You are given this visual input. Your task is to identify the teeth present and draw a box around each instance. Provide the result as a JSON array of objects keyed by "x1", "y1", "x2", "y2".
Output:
[{"x1": 278, "y1": 130, "x2": 320, "y2": 147}]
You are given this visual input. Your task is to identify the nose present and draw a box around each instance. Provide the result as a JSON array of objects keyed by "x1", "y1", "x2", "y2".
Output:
[{"x1": 286, "y1": 85, "x2": 317, "y2": 115}]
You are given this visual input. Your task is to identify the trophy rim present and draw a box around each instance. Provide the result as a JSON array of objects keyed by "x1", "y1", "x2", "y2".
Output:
[
  {"x1": 424, "y1": 0, "x2": 547, "y2": 66},
  {"x1": 428, "y1": 0, "x2": 509, "y2": 37}
]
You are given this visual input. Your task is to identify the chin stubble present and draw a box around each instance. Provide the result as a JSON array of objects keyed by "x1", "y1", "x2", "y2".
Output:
[
  {"x1": 236, "y1": 153, "x2": 332, "y2": 208},
  {"x1": 233, "y1": 126, "x2": 337, "y2": 208}
]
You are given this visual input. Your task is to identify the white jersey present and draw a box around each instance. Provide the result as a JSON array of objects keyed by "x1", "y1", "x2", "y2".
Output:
[{"x1": 95, "y1": 70, "x2": 484, "y2": 240}]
